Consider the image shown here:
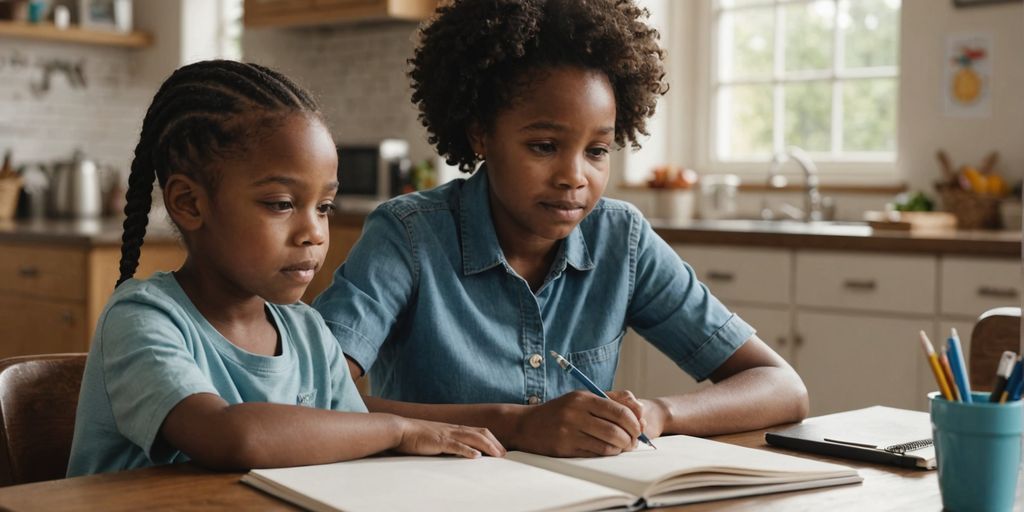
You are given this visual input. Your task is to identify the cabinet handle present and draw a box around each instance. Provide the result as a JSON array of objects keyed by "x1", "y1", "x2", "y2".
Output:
[
  {"x1": 793, "y1": 334, "x2": 804, "y2": 348},
  {"x1": 60, "y1": 311, "x2": 74, "y2": 325},
  {"x1": 977, "y1": 286, "x2": 1018, "y2": 299},
  {"x1": 842, "y1": 279, "x2": 876, "y2": 291},
  {"x1": 776, "y1": 336, "x2": 787, "y2": 347},
  {"x1": 706, "y1": 271, "x2": 735, "y2": 283},
  {"x1": 17, "y1": 266, "x2": 39, "y2": 278}
]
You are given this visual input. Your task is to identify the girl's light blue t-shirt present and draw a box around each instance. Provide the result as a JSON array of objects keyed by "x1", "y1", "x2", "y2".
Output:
[{"x1": 67, "y1": 272, "x2": 367, "y2": 477}]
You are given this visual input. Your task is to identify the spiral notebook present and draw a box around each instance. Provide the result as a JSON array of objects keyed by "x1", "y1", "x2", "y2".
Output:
[{"x1": 765, "y1": 406, "x2": 936, "y2": 470}]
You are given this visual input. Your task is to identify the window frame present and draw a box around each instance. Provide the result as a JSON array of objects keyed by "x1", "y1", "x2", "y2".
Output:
[{"x1": 699, "y1": 0, "x2": 901, "y2": 182}]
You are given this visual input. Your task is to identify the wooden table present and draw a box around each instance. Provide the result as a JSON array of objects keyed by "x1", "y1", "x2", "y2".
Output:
[{"x1": 0, "y1": 428, "x2": 940, "y2": 511}]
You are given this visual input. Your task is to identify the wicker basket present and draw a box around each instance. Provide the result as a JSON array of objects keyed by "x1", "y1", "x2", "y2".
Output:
[
  {"x1": 935, "y1": 183, "x2": 1001, "y2": 230},
  {"x1": 0, "y1": 177, "x2": 22, "y2": 221}
]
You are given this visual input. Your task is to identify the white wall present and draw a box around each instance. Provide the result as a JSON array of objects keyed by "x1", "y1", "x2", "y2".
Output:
[{"x1": 898, "y1": 0, "x2": 1024, "y2": 193}]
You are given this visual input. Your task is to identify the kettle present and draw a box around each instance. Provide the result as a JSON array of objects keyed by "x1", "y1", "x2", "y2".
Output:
[{"x1": 45, "y1": 150, "x2": 103, "y2": 218}]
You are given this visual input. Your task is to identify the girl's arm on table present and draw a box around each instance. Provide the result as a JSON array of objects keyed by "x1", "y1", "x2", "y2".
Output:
[{"x1": 160, "y1": 393, "x2": 505, "y2": 471}]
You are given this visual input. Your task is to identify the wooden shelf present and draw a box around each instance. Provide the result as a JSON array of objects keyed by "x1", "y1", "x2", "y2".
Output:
[{"x1": 0, "y1": 21, "x2": 152, "y2": 48}]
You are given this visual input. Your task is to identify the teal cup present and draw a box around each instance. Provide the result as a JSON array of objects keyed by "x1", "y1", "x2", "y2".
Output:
[{"x1": 929, "y1": 392, "x2": 1023, "y2": 512}]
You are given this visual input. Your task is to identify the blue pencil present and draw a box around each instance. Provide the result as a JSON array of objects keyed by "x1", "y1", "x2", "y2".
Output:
[{"x1": 946, "y1": 330, "x2": 972, "y2": 403}]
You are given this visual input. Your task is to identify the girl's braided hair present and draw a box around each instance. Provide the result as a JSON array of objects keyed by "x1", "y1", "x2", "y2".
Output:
[
  {"x1": 409, "y1": 0, "x2": 668, "y2": 173},
  {"x1": 116, "y1": 60, "x2": 322, "y2": 287}
]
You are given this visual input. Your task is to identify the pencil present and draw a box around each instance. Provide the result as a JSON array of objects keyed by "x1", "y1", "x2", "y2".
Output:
[
  {"x1": 919, "y1": 331, "x2": 954, "y2": 400},
  {"x1": 939, "y1": 351, "x2": 960, "y2": 402}
]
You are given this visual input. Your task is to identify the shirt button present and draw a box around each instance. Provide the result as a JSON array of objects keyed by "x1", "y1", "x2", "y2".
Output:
[
  {"x1": 528, "y1": 353, "x2": 543, "y2": 368},
  {"x1": 527, "y1": 395, "x2": 541, "y2": 405}
]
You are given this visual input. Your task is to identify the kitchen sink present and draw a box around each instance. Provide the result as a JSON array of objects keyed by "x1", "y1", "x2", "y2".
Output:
[{"x1": 690, "y1": 218, "x2": 873, "y2": 236}]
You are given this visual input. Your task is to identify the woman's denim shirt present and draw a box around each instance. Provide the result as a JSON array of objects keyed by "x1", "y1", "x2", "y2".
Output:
[{"x1": 313, "y1": 169, "x2": 754, "y2": 405}]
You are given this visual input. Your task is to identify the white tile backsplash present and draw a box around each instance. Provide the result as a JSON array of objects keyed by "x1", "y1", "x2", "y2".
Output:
[
  {"x1": 0, "y1": 41, "x2": 152, "y2": 175},
  {"x1": 242, "y1": 22, "x2": 434, "y2": 163}
]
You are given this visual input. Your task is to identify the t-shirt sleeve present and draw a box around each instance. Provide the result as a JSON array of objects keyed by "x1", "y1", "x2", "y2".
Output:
[
  {"x1": 323, "y1": 321, "x2": 369, "y2": 414},
  {"x1": 99, "y1": 301, "x2": 219, "y2": 462},
  {"x1": 627, "y1": 216, "x2": 755, "y2": 382},
  {"x1": 313, "y1": 206, "x2": 417, "y2": 374}
]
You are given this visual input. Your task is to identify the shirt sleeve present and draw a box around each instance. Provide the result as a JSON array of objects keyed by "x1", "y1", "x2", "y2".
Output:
[
  {"x1": 322, "y1": 319, "x2": 370, "y2": 413},
  {"x1": 98, "y1": 301, "x2": 219, "y2": 462},
  {"x1": 313, "y1": 206, "x2": 417, "y2": 374},
  {"x1": 626, "y1": 215, "x2": 755, "y2": 382}
]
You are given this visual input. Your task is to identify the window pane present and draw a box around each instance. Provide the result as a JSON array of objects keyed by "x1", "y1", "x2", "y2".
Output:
[
  {"x1": 718, "y1": 84, "x2": 773, "y2": 159},
  {"x1": 842, "y1": 78, "x2": 896, "y2": 152},
  {"x1": 784, "y1": 0, "x2": 835, "y2": 74},
  {"x1": 840, "y1": 0, "x2": 900, "y2": 69},
  {"x1": 784, "y1": 81, "x2": 831, "y2": 152},
  {"x1": 719, "y1": 8, "x2": 774, "y2": 81}
]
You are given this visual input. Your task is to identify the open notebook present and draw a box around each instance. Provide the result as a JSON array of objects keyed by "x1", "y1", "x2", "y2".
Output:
[
  {"x1": 765, "y1": 406, "x2": 936, "y2": 470},
  {"x1": 241, "y1": 435, "x2": 862, "y2": 512}
]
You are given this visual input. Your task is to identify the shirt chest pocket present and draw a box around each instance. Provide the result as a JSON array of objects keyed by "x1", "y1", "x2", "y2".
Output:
[{"x1": 565, "y1": 332, "x2": 624, "y2": 391}]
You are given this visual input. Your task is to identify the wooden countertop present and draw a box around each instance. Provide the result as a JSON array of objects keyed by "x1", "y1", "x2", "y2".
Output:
[{"x1": 1, "y1": 214, "x2": 1018, "y2": 257}]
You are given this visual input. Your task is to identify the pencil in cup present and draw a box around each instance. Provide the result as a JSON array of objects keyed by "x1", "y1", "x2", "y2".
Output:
[
  {"x1": 918, "y1": 331, "x2": 954, "y2": 401},
  {"x1": 938, "y1": 351, "x2": 960, "y2": 402},
  {"x1": 549, "y1": 351, "x2": 657, "y2": 449},
  {"x1": 999, "y1": 356, "x2": 1023, "y2": 404},
  {"x1": 945, "y1": 330, "x2": 972, "y2": 403},
  {"x1": 988, "y1": 351, "x2": 1017, "y2": 403}
]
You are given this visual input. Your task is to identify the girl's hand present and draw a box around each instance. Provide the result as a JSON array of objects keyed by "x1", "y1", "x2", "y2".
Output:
[
  {"x1": 510, "y1": 390, "x2": 644, "y2": 457},
  {"x1": 396, "y1": 418, "x2": 506, "y2": 459}
]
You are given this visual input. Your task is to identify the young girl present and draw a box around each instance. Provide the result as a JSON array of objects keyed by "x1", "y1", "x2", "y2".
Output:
[
  {"x1": 313, "y1": 0, "x2": 809, "y2": 458},
  {"x1": 66, "y1": 60, "x2": 504, "y2": 477}
]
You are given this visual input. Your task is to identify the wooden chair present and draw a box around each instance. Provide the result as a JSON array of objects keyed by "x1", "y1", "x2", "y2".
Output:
[
  {"x1": 968, "y1": 307, "x2": 1020, "y2": 392},
  {"x1": 0, "y1": 354, "x2": 87, "y2": 486}
]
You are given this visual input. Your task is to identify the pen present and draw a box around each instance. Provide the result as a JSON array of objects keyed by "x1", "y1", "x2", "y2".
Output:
[
  {"x1": 549, "y1": 351, "x2": 657, "y2": 449},
  {"x1": 918, "y1": 331, "x2": 954, "y2": 401},
  {"x1": 946, "y1": 329, "x2": 972, "y2": 403},
  {"x1": 1000, "y1": 357, "x2": 1023, "y2": 404},
  {"x1": 988, "y1": 351, "x2": 1017, "y2": 402}
]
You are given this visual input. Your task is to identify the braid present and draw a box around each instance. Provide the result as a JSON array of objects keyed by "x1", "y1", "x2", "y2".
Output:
[{"x1": 115, "y1": 60, "x2": 322, "y2": 288}]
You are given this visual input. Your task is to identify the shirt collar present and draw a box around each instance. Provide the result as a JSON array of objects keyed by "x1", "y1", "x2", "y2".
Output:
[{"x1": 458, "y1": 166, "x2": 595, "y2": 276}]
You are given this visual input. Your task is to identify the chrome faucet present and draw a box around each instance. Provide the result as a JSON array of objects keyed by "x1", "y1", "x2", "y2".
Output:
[{"x1": 766, "y1": 146, "x2": 823, "y2": 222}]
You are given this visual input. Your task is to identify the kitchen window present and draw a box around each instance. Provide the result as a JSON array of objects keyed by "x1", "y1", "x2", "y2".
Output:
[{"x1": 711, "y1": 0, "x2": 900, "y2": 168}]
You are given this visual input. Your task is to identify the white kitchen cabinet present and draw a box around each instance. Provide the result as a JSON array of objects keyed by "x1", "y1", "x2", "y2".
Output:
[
  {"x1": 617, "y1": 245, "x2": 1016, "y2": 416},
  {"x1": 794, "y1": 311, "x2": 928, "y2": 415}
]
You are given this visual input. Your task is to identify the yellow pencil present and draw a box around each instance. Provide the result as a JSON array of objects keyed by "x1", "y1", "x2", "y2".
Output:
[{"x1": 919, "y1": 331, "x2": 954, "y2": 401}]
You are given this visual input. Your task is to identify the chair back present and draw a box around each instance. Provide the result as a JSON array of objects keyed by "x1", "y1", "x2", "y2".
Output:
[
  {"x1": 968, "y1": 307, "x2": 1021, "y2": 392},
  {"x1": 0, "y1": 354, "x2": 87, "y2": 486}
]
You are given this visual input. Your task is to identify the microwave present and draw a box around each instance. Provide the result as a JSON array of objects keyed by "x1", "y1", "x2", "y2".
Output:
[{"x1": 335, "y1": 139, "x2": 410, "y2": 210}]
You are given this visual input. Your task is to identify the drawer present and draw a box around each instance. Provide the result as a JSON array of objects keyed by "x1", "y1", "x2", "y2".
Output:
[
  {"x1": 0, "y1": 245, "x2": 86, "y2": 301},
  {"x1": 673, "y1": 245, "x2": 792, "y2": 306},
  {"x1": 940, "y1": 257, "x2": 1021, "y2": 318},
  {"x1": 0, "y1": 296, "x2": 88, "y2": 357},
  {"x1": 795, "y1": 251, "x2": 935, "y2": 315}
]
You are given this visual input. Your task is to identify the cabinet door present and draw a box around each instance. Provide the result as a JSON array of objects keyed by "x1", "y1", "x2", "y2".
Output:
[
  {"x1": 621, "y1": 305, "x2": 789, "y2": 399},
  {"x1": 302, "y1": 225, "x2": 364, "y2": 304},
  {"x1": 794, "y1": 311, "x2": 927, "y2": 415},
  {"x1": 0, "y1": 296, "x2": 87, "y2": 357}
]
